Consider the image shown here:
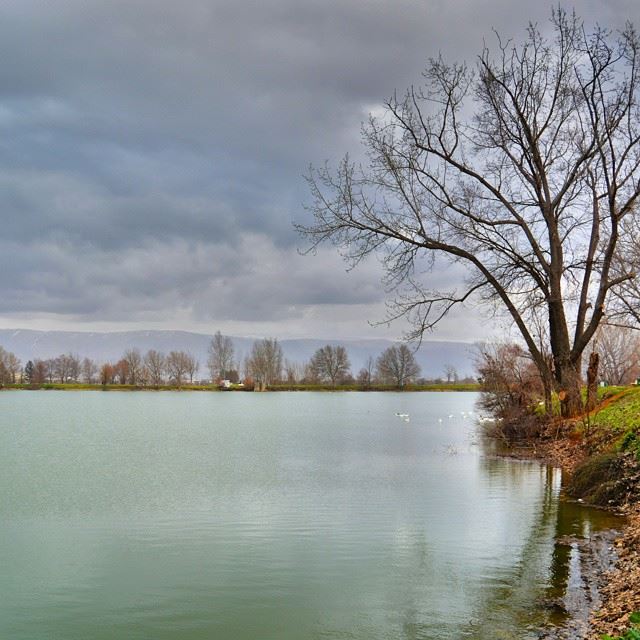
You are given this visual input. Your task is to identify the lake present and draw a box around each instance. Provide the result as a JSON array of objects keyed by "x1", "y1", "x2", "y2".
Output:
[{"x1": 0, "y1": 391, "x2": 620, "y2": 639}]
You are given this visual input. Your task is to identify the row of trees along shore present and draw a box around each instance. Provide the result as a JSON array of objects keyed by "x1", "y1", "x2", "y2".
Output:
[{"x1": 0, "y1": 332, "x2": 473, "y2": 389}]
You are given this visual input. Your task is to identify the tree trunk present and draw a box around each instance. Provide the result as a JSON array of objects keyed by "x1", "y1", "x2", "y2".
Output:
[
  {"x1": 557, "y1": 361, "x2": 583, "y2": 417},
  {"x1": 532, "y1": 356, "x2": 555, "y2": 416},
  {"x1": 585, "y1": 351, "x2": 599, "y2": 413},
  {"x1": 543, "y1": 375, "x2": 553, "y2": 416}
]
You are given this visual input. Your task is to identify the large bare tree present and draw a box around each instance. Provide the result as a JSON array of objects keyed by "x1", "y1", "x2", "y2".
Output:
[{"x1": 300, "y1": 10, "x2": 640, "y2": 416}]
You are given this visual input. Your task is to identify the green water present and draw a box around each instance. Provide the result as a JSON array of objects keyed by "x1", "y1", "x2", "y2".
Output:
[{"x1": 0, "y1": 391, "x2": 620, "y2": 639}]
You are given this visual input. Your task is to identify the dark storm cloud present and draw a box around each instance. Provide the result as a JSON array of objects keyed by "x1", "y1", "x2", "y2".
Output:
[{"x1": 0, "y1": 0, "x2": 637, "y2": 336}]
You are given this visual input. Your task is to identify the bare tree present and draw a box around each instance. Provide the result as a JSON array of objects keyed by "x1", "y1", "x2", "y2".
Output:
[
  {"x1": 44, "y1": 359, "x2": 55, "y2": 383},
  {"x1": 184, "y1": 352, "x2": 199, "y2": 384},
  {"x1": 114, "y1": 359, "x2": 129, "y2": 384},
  {"x1": 309, "y1": 345, "x2": 351, "y2": 385},
  {"x1": 597, "y1": 325, "x2": 640, "y2": 385},
  {"x1": 247, "y1": 338, "x2": 283, "y2": 389},
  {"x1": 33, "y1": 360, "x2": 48, "y2": 384},
  {"x1": 475, "y1": 341, "x2": 544, "y2": 417},
  {"x1": 0, "y1": 347, "x2": 19, "y2": 385},
  {"x1": 5, "y1": 352, "x2": 21, "y2": 383},
  {"x1": 284, "y1": 359, "x2": 303, "y2": 384},
  {"x1": 123, "y1": 349, "x2": 143, "y2": 385},
  {"x1": 100, "y1": 363, "x2": 116, "y2": 385},
  {"x1": 144, "y1": 349, "x2": 166, "y2": 388},
  {"x1": 443, "y1": 364, "x2": 458, "y2": 383},
  {"x1": 610, "y1": 215, "x2": 640, "y2": 324},
  {"x1": 53, "y1": 353, "x2": 80, "y2": 383},
  {"x1": 376, "y1": 344, "x2": 421, "y2": 388},
  {"x1": 53, "y1": 355, "x2": 67, "y2": 383},
  {"x1": 357, "y1": 355, "x2": 375, "y2": 388},
  {"x1": 208, "y1": 331, "x2": 235, "y2": 381},
  {"x1": 81, "y1": 357, "x2": 98, "y2": 384},
  {"x1": 67, "y1": 354, "x2": 81, "y2": 382},
  {"x1": 167, "y1": 351, "x2": 189, "y2": 387},
  {"x1": 300, "y1": 11, "x2": 640, "y2": 417}
]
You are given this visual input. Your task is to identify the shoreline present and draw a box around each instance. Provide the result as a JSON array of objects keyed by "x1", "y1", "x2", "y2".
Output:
[
  {"x1": 0, "y1": 382, "x2": 480, "y2": 392},
  {"x1": 500, "y1": 427, "x2": 640, "y2": 639}
]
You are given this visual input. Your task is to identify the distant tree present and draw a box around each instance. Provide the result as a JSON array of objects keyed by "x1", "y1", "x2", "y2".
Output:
[
  {"x1": 357, "y1": 356, "x2": 375, "y2": 388},
  {"x1": 309, "y1": 345, "x2": 351, "y2": 385},
  {"x1": 114, "y1": 359, "x2": 129, "y2": 384},
  {"x1": 443, "y1": 364, "x2": 458, "y2": 383},
  {"x1": 123, "y1": 349, "x2": 143, "y2": 386},
  {"x1": 5, "y1": 351, "x2": 21, "y2": 383},
  {"x1": 284, "y1": 359, "x2": 302, "y2": 384},
  {"x1": 301, "y1": 359, "x2": 318, "y2": 384},
  {"x1": 33, "y1": 360, "x2": 48, "y2": 384},
  {"x1": 0, "y1": 347, "x2": 20, "y2": 384},
  {"x1": 184, "y1": 352, "x2": 199, "y2": 384},
  {"x1": 221, "y1": 369, "x2": 239, "y2": 384},
  {"x1": 376, "y1": 344, "x2": 421, "y2": 388},
  {"x1": 597, "y1": 325, "x2": 640, "y2": 385},
  {"x1": 247, "y1": 338, "x2": 283, "y2": 389},
  {"x1": 24, "y1": 360, "x2": 35, "y2": 384},
  {"x1": 81, "y1": 357, "x2": 98, "y2": 384},
  {"x1": 53, "y1": 355, "x2": 66, "y2": 383},
  {"x1": 167, "y1": 351, "x2": 189, "y2": 387},
  {"x1": 53, "y1": 353, "x2": 80, "y2": 383},
  {"x1": 0, "y1": 347, "x2": 8, "y2": 385},
  {"x1": 44, "y1": 359, "x2": 55, "y2": 383},
  {"x1": 67, "y1": 354, "x2": 80, "y2": 382},
  {"x1": 100, "y1": 363, "x2": 116, "y2": 386},
  {"x1": 144, "y1": 350, "x2": 166, "y2": 387},
  {"x1": 208, "y1": 331, "x2": 235, "y2": 381}
]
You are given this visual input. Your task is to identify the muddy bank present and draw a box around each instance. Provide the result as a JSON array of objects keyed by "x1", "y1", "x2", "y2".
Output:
[
  {"x1": 497, "y1": 423, "x2": 640, "y2": 639},
  {"x1": 588, "y1": 507, "x2": 640, "y2": 639},
  {"x1": 541, "y1": 528, "x2": 621, "y2": 639}
]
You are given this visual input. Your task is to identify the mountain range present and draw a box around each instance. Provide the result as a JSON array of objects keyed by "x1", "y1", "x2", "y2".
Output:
[{"x1": 0, "y1": 329, "x2": 477, "y2": 380}]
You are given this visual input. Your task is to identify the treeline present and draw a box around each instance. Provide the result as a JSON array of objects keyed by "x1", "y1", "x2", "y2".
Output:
[{"x1": 0, "y1": 331, "x2": 473, "y2": 389}]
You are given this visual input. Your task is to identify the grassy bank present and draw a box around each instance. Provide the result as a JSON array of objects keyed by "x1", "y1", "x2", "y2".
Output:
[
  {"x1": 1, "y1": 382, "x2": 216, "y2": 391},
  {"x1": 589, "y1": 386, "x2": 640, "y2": 461},
  {"x1": 268, "y1": 382, "x2": 480, "y2": 392}
]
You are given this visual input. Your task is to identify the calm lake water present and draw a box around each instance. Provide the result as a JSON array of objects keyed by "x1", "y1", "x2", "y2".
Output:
[{"x1": 0, "y1": 391, "x2": 620, "y2": 639}]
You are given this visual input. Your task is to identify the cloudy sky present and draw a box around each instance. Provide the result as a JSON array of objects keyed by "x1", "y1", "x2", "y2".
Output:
[{"x1": 0, "y1": 0, "x2": 637, "y2": 341}]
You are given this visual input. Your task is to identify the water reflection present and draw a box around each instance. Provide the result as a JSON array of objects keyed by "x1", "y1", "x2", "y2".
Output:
[
  {"x1": 0, "y1": 391, "x2": 626, "y2": 640},
  {"x1": 465, "y1": 458, "x2": 623, "y2": 638}
]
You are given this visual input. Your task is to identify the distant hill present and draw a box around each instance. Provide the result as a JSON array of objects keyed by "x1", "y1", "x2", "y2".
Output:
[{"x1": 0, "y1": 329, "x2": 476, "y2": 380}]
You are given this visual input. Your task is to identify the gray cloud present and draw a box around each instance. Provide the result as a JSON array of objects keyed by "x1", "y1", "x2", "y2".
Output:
[{"x1": 0, "y1": 0, "x2": 637, "y2": 339}]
